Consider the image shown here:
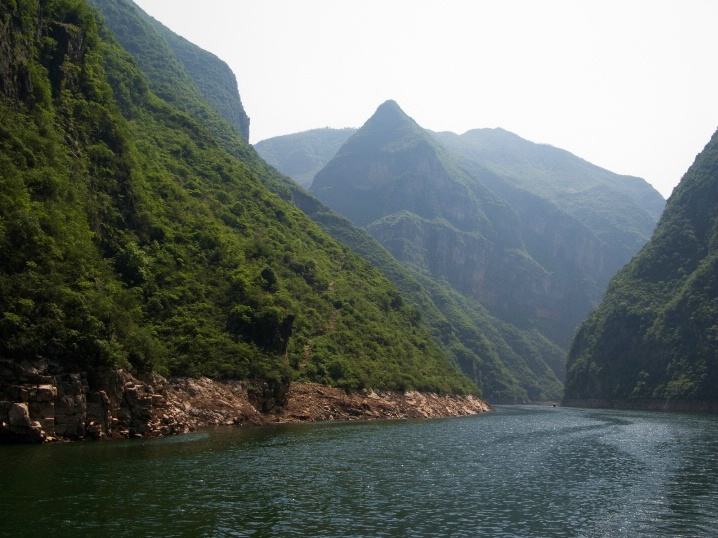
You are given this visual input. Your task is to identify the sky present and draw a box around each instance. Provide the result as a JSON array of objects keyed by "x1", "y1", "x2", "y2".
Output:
[{"x1": 132, "y1": 0, "x2": 718, "y2": 199}]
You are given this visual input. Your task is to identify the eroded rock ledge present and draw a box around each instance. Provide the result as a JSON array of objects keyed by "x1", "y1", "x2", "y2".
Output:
[{"x1": 0, "y1": 361, "x2": 492, "y2": 443}]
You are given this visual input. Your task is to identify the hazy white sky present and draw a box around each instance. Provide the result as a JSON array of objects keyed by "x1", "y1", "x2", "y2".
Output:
[{"x1": 132, "y1": 0, "x2": 717, "y2": 198}]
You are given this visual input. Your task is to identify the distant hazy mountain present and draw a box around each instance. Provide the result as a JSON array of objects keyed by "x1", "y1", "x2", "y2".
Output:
[
  {"x1": 299, "y1": 101, "x2": 667, "y2": 401},
  {"x1": 255, "y1": 128, "x2": 356, "y2": 188},
  {"x1": 565, "y1": 128, "x2": 718, "y2": 411},
  {"x1": 259, "y1": 123, "x2": 664, "y2": 292},
  {"x1": 432, "y1": 128, "x2": 665, "y2": 281},
  {"x1": 311, "y1": 101, "x2": 580, "y2": 400}
]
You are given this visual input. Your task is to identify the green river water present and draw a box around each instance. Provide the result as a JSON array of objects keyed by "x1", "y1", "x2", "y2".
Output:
[{"x1": 1, "y1": 405, "x2": 717, "y2": 537}]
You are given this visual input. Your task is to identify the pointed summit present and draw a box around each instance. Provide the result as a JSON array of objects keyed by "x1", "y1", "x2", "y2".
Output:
[
  {"x1": 375, "y1": 99, "x2": 402, "y2": 114},
  {"x1": 368, "y1": 99, "x2": 408, "y2": 126},
  {"x1": 337, "y1": 100, "x2": 427, "y2": 157},
  {"x1": 311, "y1": 101, "x2": 466, "y2": 226}
]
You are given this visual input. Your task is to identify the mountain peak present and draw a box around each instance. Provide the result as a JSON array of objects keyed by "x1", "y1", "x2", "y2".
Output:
[
  {"x1": 364, "y1": 99, "x2": 414, "y2": 130},
  {"x1": 345, "y1": 100, "x2": 427, "y2": 154},
  {"x1": 375, "y1": 99, "x2": 403, "y2": 115}
]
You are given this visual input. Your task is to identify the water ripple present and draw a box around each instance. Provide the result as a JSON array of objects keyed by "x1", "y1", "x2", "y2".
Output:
[{"x1": 1, "y1": 407, "x2": 717, "y2": 537}]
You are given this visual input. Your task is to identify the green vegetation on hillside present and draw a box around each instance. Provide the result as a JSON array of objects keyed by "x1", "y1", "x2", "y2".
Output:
[
  {"x1": 148, "y1": 14, "x2": 251, "y2": 141},
  {"x1": 263, "y1": 111, "x2": 664, "y2": 402},
  {"x1": 0, "y1": 0, "x2": 477, "y2": 395},
  {"x1": 565, "y1": 128, "x2": 718, "y2": 405}
]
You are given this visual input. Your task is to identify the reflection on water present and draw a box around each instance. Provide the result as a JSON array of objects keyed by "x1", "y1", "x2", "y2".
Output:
[{"x1": 1, "y1": 406, "x2": 717, "y2": 537}]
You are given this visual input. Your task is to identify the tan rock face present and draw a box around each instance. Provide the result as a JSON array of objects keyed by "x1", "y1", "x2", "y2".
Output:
[
  {"x1": 0, "y1": 361, "x2": 169, "y2": 442},
  {"x1": 276, "y1": 384, "x2": 493, "y2": 423},
  {"x1": 0, "y1": 360, "x2": 492, "y2": 444},
  {"x1": 8, "y1": 403, "x2": 30, "y2": 426}
]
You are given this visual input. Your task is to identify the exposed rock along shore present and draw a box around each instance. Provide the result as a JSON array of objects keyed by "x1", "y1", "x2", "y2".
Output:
[{"x1": 0, "y1": 361, "x2": 493, "y2": 443}]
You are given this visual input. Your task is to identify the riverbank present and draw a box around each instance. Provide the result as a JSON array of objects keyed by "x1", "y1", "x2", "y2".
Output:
[
  {"x1": 159, "y1": 378, "x2": 492, "y2": 431},
  {"x1": 0, "y1": 362, "x2": 492, "y2": 443}
]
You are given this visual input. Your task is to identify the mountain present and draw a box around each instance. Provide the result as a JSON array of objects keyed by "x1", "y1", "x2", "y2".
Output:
[
  {"x1": 264, "y1": 106, "x2": 663, "y2": 400},
  {"x1": 147, "y1": 13, "x2": 251, "y2": 141},
  {"x1": 432, "y1": 128, "x2": 665, "y2": 280},
  {"x1": 312, "y1": 100, "x2": 592, "y2": 401},
  {"x1": 0, "y1": 0, "x2": 477, "y2": 395},
  {"x1": 564, "y1": 128, "x2": 718, "y2": 411},
  {"x1": 270, "y1": 126, "x2": 664, "y2": 298},
  {"x1": 255, "y1": 128, "x2": 356, "y2": 188}
]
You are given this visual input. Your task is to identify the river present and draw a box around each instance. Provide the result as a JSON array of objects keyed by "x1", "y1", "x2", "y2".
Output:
[{"x1": 1, "y1": 405, "x2": 717, "y2": 537}]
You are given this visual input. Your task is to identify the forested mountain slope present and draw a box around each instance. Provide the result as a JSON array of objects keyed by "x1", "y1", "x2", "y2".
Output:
[
  {"x1": 565, "y1": 128, "x2": 718, "y2": 410},
  {"x1": 146, "y1": 13, "x2": 250, "y2": 141},
  {"x1": 0, "y1": 0, "x2": 477, "y2": 394},
  {"x1": 94, "y1": 0, "x2": 557, "y2": 401}
]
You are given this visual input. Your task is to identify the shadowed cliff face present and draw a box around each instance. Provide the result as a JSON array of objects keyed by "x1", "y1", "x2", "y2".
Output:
[
  {"x1": 312, "y1": 102, "x2": 602, "y2": 334},
  {"x1": 313, "y1": 102, "x2": 493, "y2": 231},
  {"x1": 311, "y1": 104, "x2": 617, "y2": 348},
  {"x1": 433, "y1": 128, "x2": 665, "y2": 282}
]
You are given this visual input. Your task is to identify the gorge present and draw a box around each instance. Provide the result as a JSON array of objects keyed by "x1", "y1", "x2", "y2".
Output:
[{"x1": 1, "y1": 0, "x2": 715, "y2": 450}]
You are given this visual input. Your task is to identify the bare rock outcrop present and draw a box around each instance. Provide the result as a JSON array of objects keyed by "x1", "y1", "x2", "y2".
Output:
[
  {"x1": 276, "y1": 384, "x2": 493, "y2": 422},
  {"x1": 0, "y1": 360, "x2": 275, "y2": 442},
  {"x1": 0, "y1": 360, "x2": 492, "y2": 443},
  {"x1": 0, "y1": 360, "x2": 176, "y2": 442}
]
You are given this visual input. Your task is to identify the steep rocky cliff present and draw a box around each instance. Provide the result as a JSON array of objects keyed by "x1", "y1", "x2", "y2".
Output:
[
  {"x1": 0, "y1": 360, "x2": 196, "y2": 442},
  {"x1": 565, "y1": 128, "x2": 718, "y2": 410}
]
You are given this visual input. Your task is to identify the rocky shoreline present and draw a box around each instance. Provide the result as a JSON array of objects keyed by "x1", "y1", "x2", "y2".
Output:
[{"x1": 0, "y1": 361, "x2": 493, "y2": 443}]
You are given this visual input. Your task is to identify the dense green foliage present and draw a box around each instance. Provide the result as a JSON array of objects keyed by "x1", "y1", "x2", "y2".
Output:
[
  {"x1": 565, "y1": 129, "x2": 718, "y2": 404},
  {"x1": 133, "y1": 6, "x2": 250, "y2": 141},
  {"x1": 0, "y1": 0, "x2": 478, "y2": 395},
  {"x1": 255, "y1": 128, "x2": 357, "y2": 189}
]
